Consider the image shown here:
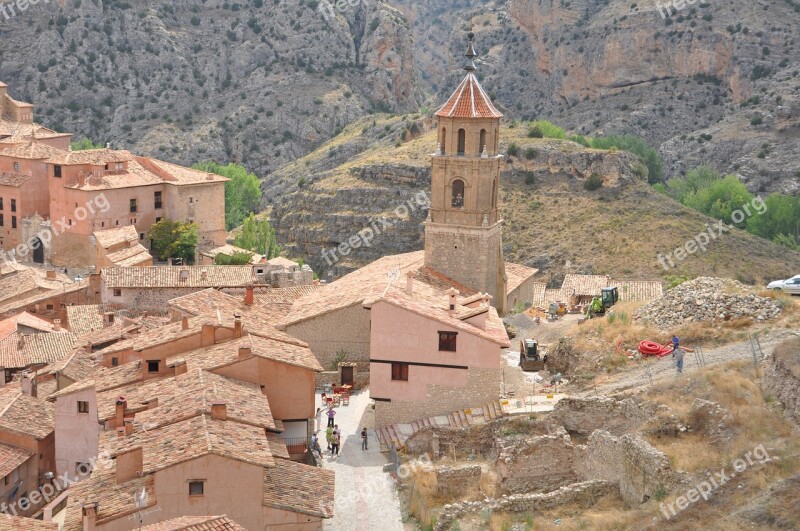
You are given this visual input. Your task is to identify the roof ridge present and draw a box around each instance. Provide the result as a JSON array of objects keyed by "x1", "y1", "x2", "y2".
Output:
[{"x1": 0, "y1": 390, "x2": 22, "y2": 418}]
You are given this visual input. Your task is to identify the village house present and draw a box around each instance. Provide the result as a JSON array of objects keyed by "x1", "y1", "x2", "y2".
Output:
[
  {"x1": 139, "y1": 515, "x2": 245, "y2": 530},
  {"x1": 53, "y1": 366, "x2": 333, "y2": 530},
  {"x1": 0, "y1": 81, "x2": 227, "y2": 268},
  {"x1": 93, "y1": 225, "x2": 153, "y2": 269},
  {"x1": 0, "y1": 381, "x2": 56, "y2": 518},
  {"x1": 0, "y1": 264, "x2": 95, "y2": 321},
  {"x1": 365, "y1": 275, "x2": 510, "y2": 427},
  {"x1": 0, "y1": 330, "x2": 78, "y2": 385}
]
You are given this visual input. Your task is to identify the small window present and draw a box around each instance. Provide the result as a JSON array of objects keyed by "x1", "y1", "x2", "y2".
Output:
[
  {"x1": 116, "y1": 162, "x2": 124, "y2": 170},
  {"x1": 13, "y1": 162, "x2": 19, "y2": 172},
  {"x1": 3, "y1": 476, "x2": 7, "y2": 485},
  {"x1": 451, "y1": 180, "x2": 465, "y2": 208},
  {"x1": 54, "y1": 165, "x2": 62, "y2": 178},
  {"x1": 139, "y1": 233, "x2": 145, "y2": 240},
  {"x1": 77, "y1": 401, "x2": 89, "y2": 414},
  {"x1": 113, "y1": 289, "x2": 122, "y2": 297},
  {"x1": 11, "y1": 216, "x2": 17, "y2": 229},
  {"x1": 156, "y1": 217, "x2": 162, "y2": 223},
  {"x1": 154, "y1": 191, "x2": 162, "y2": 209},
  {"x1": 46, "y1": 304, "x2": 54, "y2": 310},
  {"x1": 104, "y1": 164, "x2": 109, "y2": 171},
  {"x1": 10, "y1": 199, "x2": 16, "y2": 213},
  {"x1": 457, "y1": 128, "x2": 466, "y2": 155},
  {"x1": 189, "y1": 197, "x2": 194, "y2": 204},
  {"x1": 391, "y1": 363, "x2": 409, "y2": 381},
  {"x1": 0, "y1": 197, "x2": 3, "y2": 209},
  {"x1": 69, "y1": 219, "x2": 72, "y2": 226},
  {"x1": 111, "y1": 357, "x2": 119, "y2": 367},
  {"x1": 439, "y1": 332, "x2": 458, "y2": 352},
  {"x1": 147, "y1": 360, "x2": 160, "y2": 374},
  {"x1": 189, "y1": 480, "x2": 204, "y2": 496},
  {"x1": 0, "y1": 214, "x2": 3, "y2": 227},
  {"x1": 130, "y1": 199, "x2": 137, "y2": 213}
]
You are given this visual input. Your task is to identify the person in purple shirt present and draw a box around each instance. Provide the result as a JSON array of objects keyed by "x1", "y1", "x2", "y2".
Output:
[{"x1": 326, "y1": 406, "x2": 336, "y2": 428}]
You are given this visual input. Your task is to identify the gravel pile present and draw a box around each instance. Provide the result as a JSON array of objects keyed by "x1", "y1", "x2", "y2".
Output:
[{"x1": 635, "y1": 277, "x2": 781, "y2": 327}]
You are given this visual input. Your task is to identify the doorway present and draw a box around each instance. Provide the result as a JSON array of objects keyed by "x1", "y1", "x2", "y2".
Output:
[
  {"x1": 32, "y1": 237, "x2": 44, "y2": 264},
  {"x1": 341, "y1": 365, "x2": 354, "y2": 386}
]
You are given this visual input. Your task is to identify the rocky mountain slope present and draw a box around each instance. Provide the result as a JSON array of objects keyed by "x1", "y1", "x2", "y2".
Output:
[
  {"x1": 0, "y1": 0, "x2": 418, "y2": 172},
  {"x1": 1, "y1": 0, "x2": 798, "y2": 193},
  {"x1": 263, "y1": 116, "x2": 800, "y2": 281}
]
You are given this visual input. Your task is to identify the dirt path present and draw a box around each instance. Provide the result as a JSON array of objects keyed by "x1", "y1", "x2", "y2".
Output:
[{"x1": 580, "y1": 330, "x2": 797, "y2": 396}]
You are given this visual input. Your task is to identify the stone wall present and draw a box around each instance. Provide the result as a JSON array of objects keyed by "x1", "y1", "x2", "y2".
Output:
[
  {"x1": 549, "y1": 397, "x2": 658, "y2": 436},
  {"x1": 405, "y1": 424, "x2": 498, "y2": 460},
  {"x1": 494, "y1": 427, "x2": 579, "y2": 494},
  {"x1": 763, "y1": 339, "x2": 800, "y2": 424},
  {"x1": 577, "y1": 430, "x2": 673, "y2": 506},
  {"x1": 284, "y1": 303, "x2": 371, "y2": 371},
  {"x1": 434, "y1": 465, "x2": 483, "y2": 499},
  {"x1": 434, "y1": 480, "x2": 616, "y2": 531},
  {"x1": 375, "y1": 367, "x2": 501, "y2": 428}
]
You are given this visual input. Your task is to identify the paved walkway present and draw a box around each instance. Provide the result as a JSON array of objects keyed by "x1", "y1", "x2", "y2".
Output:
[{"x1": 316, "y1": 390, "x2": 404, "y2": 531}]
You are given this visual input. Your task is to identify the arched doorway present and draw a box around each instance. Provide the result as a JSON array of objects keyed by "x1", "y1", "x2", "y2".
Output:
[{"x1": 32, "y1": 237, "x2": 44, "y2": 264}]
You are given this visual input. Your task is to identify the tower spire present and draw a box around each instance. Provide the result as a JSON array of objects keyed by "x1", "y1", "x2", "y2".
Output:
[{"x1": 464, "y1": 32, "x2": 477, "y2": 72}]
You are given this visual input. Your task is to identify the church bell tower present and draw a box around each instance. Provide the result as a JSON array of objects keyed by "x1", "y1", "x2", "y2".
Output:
[{"x1": 424, "y1": 33, "x2": 507, "y2": 315}]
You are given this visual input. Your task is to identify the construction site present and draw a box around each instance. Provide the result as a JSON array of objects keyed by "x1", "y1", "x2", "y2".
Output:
[{"x1": 380, "y1": 276, "x2": 800, "y2": 530}]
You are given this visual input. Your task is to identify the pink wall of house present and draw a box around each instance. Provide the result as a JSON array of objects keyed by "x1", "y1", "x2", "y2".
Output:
[
  {"x1": 368, "y1": 300, "x2": 502, "y2": 403},
  {"x1": 54, "y1": 388, "x2": 100, "y2": 478}
]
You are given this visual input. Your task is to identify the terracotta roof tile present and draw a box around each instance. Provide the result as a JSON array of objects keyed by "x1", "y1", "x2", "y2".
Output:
[
  {"x1": 266, "y1": 256, "x2": 299, "y2": 268},
  {"x1": 281, "y1": 251, "x2": 425, "y2": 327},
  {"x1": 45, "y1": 349, "x2": 97, "y2": 382},
  {"x1": 141, "y1": 516, "x2": 246, "y2": 531},
  {"x1": 93, "y1": 225, "x2": 139, "y2": 249},
  {"x1": 0, "y1": 141, "x2": 64, "y2": 160},
  {"x1": 0, "y1": 311, "x2": 56, "y2": 340},
  {"x1": 0, "y1": 384, "x2": 54, "y2": 439},
  {"x1": 100, "y1": 414, "x2": 275, "y2": 474},
  {"x1": 0, "y1": 514, "x2": 59, "y2": 530},
  {"x1": 200, "y1": 245, "x2": 262, "y2": 264},
  {"x1": 435, "y1": 72, "x2": 502, "y2": 119},
  {"x1": 105, "y1": 244, "x2": 153, "y2": 267},
  {"x1": 102, "y1": 266, "x2": 257, "y2": 289},
  {"x1": 610, "y1": 279, "x2": 664, "y2": 302},
  {"x1": 66, "y1": 304, "x2": 104, "y2": 336},
  {"x1": 169, "y1": 333, "x2": 322, "y2": 373},
  {"x1": 49, "y1": 360, "x2": 145, "y2": 399},
  {"x1": 263, "y1": 459, "x2": 335, "y2": 518},
  {"x1": 505, "y1": 262, "x2": 539, "y2": 293},
  {"x1": 0, "y1": 441, "x2": 33, "y2": 477},
  {"x1": 0, "y1": 331, "x2": 78, "y2": 370}
]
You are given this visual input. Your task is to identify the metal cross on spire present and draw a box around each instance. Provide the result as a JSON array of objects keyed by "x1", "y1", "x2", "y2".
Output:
[{"x1": 464, "y1": 31, "x2": 478, "y2": 72}]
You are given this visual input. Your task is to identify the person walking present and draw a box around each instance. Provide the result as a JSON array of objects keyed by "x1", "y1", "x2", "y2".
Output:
[
  {"x1": 325, "y1": 426, "x2": 333, "y2": 451},
  {"x1": 331, "y1": 431, "x2": 341, "y2": 456},
  {"x1": 326, "y1": 406, "x2": 336, "y2": 428},
  {"x1": 311, "y1": 433, "x2": 323, "y2": 460},
  {"x1": 361, "y1": 427, "x2": 369, "y2": 451}
]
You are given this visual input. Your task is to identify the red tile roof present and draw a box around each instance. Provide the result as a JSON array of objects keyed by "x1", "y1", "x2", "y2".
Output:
[
  {"x1": 141, "y1": 516, "x2": 246, "y2": 531},
  {"x1": 0, "y1": 514, "x2": 59, "y2": 530},
  {"x1": 435, "y1": 72, "x2": 502, "y2": 119},
  {"x1": 0, "y1": 441, "x2": 33, "y2": 477}
]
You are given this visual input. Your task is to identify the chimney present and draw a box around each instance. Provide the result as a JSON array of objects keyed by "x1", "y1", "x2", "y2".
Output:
[
  {"x1": 53, "y1": 318, "x2": 61, "y2": 331},
  {"x1": 244, "y1": 285, "x2": 254, "y2": 306},
  {"x1": 211, "y1": 400, "x2": 227, "y2": 421},
  {"x1": 201, "y1": 323, "x2": 215, "y2": 346},
  {"x1": 124, "y1": 418, "x2": 134, "y2": 436},
  {"x1": 20, "y1": 373, "x2": 36, "y2": 397},
  {"x1": 116, "y1": 427, "x2": 125, "y2": 438},
  {"x1": 448, "y1": 288, "x2": 459, "y2": 314},
  {"x1": 181, "y1": 316, "x2": 189, "y2": 330},
  {"x1": 146, "y1": 398, "x2": 159, "y2": 410},
  {"x1": 174, "y1": 360, "x2": 188, "y2": 376},
  {"x1": 115, "y1": 447, "x2": 143, "y2": 484},
  {"x1": 406, "y1": 271, "x2": 414, "y2": 296},
  {"x1": 84, "y1": 342, "x2": 93, "y2": 354},
  {"x1": 233, "y1": 313, "x2": 242, "y2": 338},
  {"x1": 200, "y1": 268, "x2": 208, "y2": 280},
  {"x1": 17, "y1": 334, "x2": 25, "y2": 349},
  {"x1": 482, "y1": 293, "x2": 492, "y2": 307},
  {"x1": 115, "y1": 397, "x2": 127, "y2": 429},
  {"x1": 238, "y1": 343, "x2": 252, "y2": 360},
  {"x1": 81, "y1": 501, "x2": 99, "y2": 531},
  {"x1": 46, "y1": 270, "x2": 56, "y2": 280}
]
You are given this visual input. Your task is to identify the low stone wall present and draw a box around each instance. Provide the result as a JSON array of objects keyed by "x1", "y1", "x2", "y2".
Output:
[
  {"x1": 578, "y1": 430, "x2": 673, "y2": 505},
  {"x1": 405, "y1": 424, "x2": 498, "y2": 460},
  {"x1": 763, "y1": 339, "x2": 800, "y2": 424},
  {"x1": 434, "y1": 465, "x2": 483, "y2": 498},
  {"x1": 549, "y1": 397, "x2": 658, "y2": 436},
  {"x1": 494, "y1": 427, "x2": 579, "y2": 494},
  {"x1": 434, "y1": 480, "x2": 616, "y2": 530}
]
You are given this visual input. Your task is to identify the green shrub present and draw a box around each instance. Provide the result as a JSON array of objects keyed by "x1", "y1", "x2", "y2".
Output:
[
  {"x1": 584, "y1": 173, "x2": 603, "y2": 191},
  {"x1": 507, "y1": 142, "x2": 520, "y2": 157},
  {"x1": 524, "y1": 147, "x2": 538, "y2": 160}
]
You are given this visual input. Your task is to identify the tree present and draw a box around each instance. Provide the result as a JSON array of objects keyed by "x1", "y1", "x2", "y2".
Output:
[
  {"x1": 148, "y1": 220, "x2": 198, "y2": 263},
  {"x1": 234, "y1": 213, "x2": 281, "y2": 259},
  {"x1": 589, "y1": 135, "x2": 663, "y2": 184},
  {"x1": 683, "y1": 175, "x2": 754, "y2": 228},
  {"x1": 214, "y1": 251, "x2": 255, "y2": 265},
  {"x1": 71, "y1": 138, "x2": 104, "y2": 151},
  {"x1": 662, "y1": 165, "x2": 720, "y2": 204},
  {"x1": 193, "y1": 162, "x2": 262, "y2": 230},
  {"x1": 746, "y1": 193, "x2": 800, "y2": 248}
]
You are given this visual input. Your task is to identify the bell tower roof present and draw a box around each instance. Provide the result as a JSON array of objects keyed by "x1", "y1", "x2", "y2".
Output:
[{"x1": 435, "y1": 33, "x2": 503, "y2": 119}]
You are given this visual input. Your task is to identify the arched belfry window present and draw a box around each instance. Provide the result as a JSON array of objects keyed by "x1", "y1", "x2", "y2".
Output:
[
  {"x1": 452, "y1": 180, "x2": 465, "y2": 208},
  {"x1": 457, "y1": 129, "x2": 466, "y2": 156},
  {"x1": 441, "y1": 128, "x2": 447, "y2": 155},
  {"x1": 492, "y1": 179, "x2": 497, "y2": 208},
  {"x1": 479, "y1": 129, "x2": 487, "y2": 154}
]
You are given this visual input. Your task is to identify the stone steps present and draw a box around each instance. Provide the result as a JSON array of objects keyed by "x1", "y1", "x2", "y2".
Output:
[{"x1": 377, "y1": 400, "x2": 505, "y2": 452}]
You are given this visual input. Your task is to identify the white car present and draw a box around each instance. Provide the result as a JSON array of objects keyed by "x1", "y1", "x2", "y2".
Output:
[{"x1": 768, "y1": 275, "x2": 800, "y2": 295}]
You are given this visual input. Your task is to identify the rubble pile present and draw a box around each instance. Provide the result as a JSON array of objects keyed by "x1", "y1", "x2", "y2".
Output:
[{"x1": 635, "y1": 277, "x2": 781, "y2": 327}]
